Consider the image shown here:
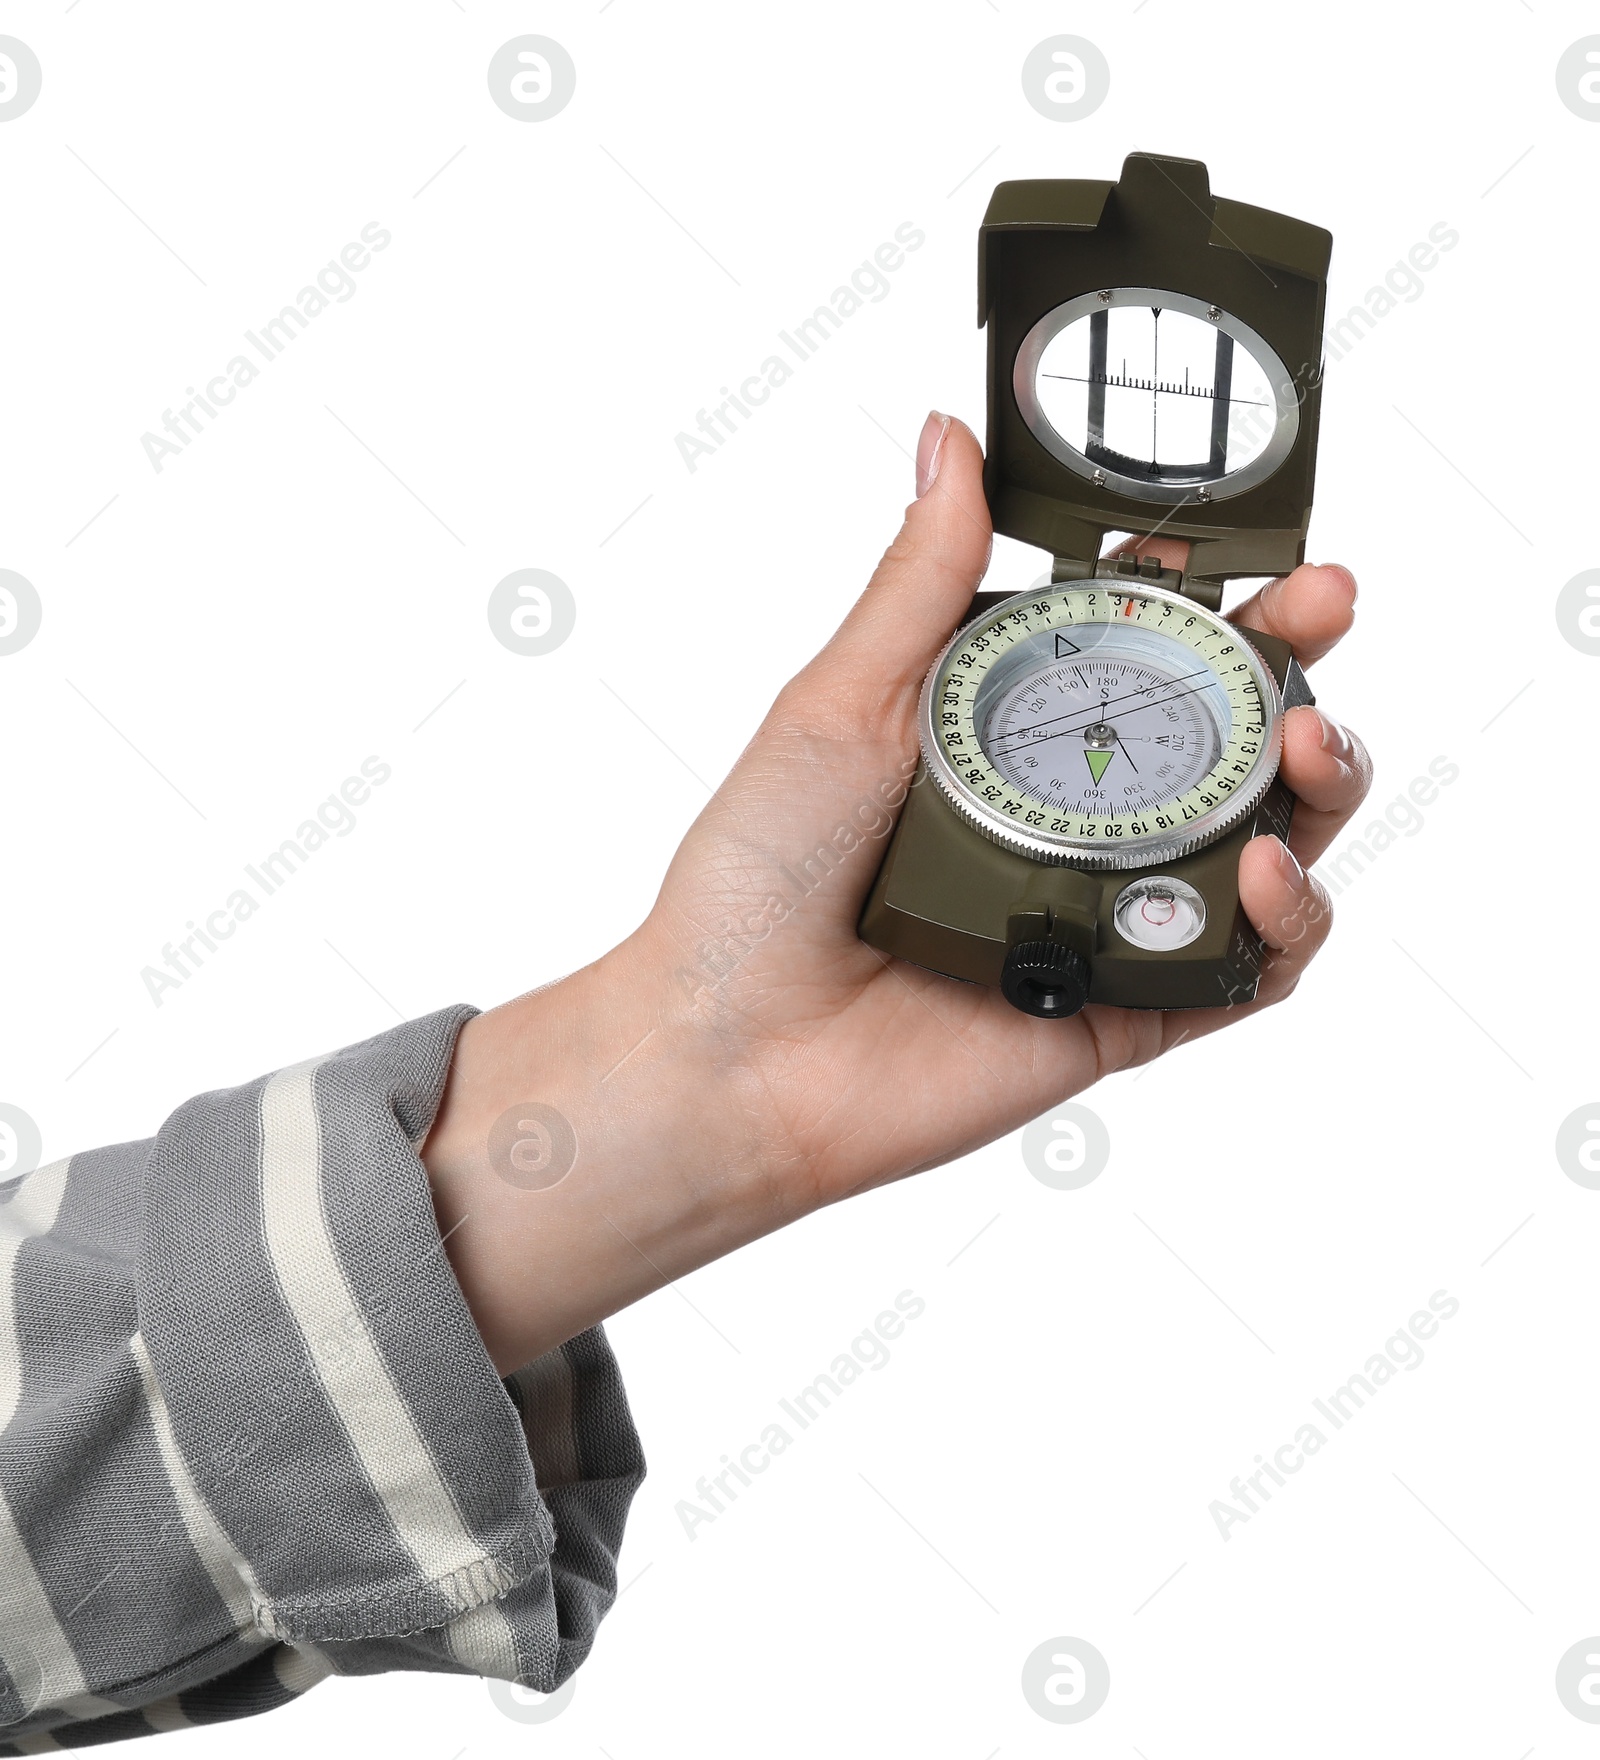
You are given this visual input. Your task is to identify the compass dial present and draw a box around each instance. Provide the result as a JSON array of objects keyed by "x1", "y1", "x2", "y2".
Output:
[{"x1": 920, "y1": 582, "x2": 1283, "y2": 868}]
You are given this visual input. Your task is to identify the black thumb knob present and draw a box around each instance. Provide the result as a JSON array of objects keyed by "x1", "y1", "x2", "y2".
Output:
[{"x1": 1000, "y1": 940, "x2": 1091, "y2": 1019}]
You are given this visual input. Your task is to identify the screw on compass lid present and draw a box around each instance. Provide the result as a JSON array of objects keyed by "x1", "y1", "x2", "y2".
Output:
[{"x1": 1000, "y1": 940, "x2": 1091, "y2": 1019}]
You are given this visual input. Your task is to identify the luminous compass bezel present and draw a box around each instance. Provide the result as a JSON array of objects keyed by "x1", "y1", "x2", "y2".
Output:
[{"x1": 919, "y1": 581, "x2": 1284, "y2": 870}]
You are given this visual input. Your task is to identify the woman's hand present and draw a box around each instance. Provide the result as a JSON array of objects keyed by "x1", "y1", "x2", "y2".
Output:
[{"x1": 424, "y1": 414, "x2": 1372, "y2": 1372}]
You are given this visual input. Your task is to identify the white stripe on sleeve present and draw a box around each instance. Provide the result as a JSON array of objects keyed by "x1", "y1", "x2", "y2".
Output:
[
  {"x1": 257, "y1": 1065, "x2": 501, "y2": 1599},
  {"x1": 0, "y1": 1161, "x2": 92, "y2": 1718},
  {"x1": 128, "y1": 1332, "x2": 260, "y2": 1630}
]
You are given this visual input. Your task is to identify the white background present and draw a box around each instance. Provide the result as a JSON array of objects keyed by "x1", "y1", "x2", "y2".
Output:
[{"x1": 3, "y1": 2, "x2": 1598, "y2": 1754}]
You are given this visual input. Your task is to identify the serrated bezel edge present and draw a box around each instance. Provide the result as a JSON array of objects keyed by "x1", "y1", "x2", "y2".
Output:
[{"x1": 916, "y1": 586, "x2": 1285, "y2": 871}]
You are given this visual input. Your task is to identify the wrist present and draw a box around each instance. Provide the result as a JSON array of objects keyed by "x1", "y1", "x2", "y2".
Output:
[{"x1": 422, "y1": 928, "x2": 797, "y2": 1373}]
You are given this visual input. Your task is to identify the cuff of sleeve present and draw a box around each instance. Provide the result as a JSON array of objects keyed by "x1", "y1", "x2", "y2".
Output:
[{"x1": 138, "y1": 1005, "x2": 645, "y2": 1662}]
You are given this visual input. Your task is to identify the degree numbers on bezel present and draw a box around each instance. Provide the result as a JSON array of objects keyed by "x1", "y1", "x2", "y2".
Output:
[{"x1": 921, "y1": 585, "x2": 1281, "y2": 867}]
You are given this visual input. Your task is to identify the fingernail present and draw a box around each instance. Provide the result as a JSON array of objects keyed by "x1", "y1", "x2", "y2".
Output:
[
  {"x1": 916, "y1": 411, "x2": 950, "y2": 498},
  {"x1": 1311, "y1": 562, "x2": 1359, "y2": 603},
  {"x1": 1315, "y1": 709, "x2": 1355, "y2": 768},
  {"x1": 1271, "y1": 834, "x2": 1306, "y2": 885}
]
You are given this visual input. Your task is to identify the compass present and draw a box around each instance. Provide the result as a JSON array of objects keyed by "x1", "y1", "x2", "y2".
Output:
[
  {"x1": 860, "y1": 153, "x2": 1331, "y2": 1018},
  {"x1": 922, "y1": 580, "x2": 1282, "y2": 872}
]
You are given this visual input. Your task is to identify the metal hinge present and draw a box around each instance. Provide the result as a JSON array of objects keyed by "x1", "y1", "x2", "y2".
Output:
[{"x1": 1050, "y1": 554, "x2": 1223, "y2": 613}]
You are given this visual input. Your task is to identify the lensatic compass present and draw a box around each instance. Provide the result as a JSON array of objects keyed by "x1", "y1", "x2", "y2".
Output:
[{"x1": 861, "y1": 154, "x2": 1331, "y2": 1017}]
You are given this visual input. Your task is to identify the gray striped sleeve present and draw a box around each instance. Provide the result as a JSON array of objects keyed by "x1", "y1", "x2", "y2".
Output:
[{"x1": 0, "y1": 1005, "x2": 646, "y2": 1748}]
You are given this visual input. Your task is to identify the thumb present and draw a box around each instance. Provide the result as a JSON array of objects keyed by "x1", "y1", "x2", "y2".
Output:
[{"x1": 797, "y1": 412, "x2": 992, "y2": 733}]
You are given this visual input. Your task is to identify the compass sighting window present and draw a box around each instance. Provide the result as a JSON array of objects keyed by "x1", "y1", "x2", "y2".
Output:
[
  {"x1": 1038, "y1": 307, "x2": 1273, "y2": 482},
  {"x1": 1013, "y1": 287, "x2": 1299, "y2": 505}
]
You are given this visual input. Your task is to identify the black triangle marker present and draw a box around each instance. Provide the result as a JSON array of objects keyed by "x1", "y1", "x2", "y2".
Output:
[{"x1": 1054, "y1": 632, "x2": 1081, "y2": 657}]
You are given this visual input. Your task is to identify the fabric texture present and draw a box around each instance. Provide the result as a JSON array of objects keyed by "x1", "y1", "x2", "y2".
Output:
[{"x1": 0, "y1": 1006, "x2": 645, "y2": 1750}]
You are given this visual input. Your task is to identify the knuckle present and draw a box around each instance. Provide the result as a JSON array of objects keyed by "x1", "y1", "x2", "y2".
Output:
[
  {"x1": 765, "y1": 675, "x2": 815, "y2": 735},
  {"x1": 877, "y1": 529, "x2": 921, "y2": 573}
]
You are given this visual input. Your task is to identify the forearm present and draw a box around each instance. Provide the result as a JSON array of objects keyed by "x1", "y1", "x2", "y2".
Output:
[{"x1": 420, "y1": 930, "x2": 799, "y2": 1374}]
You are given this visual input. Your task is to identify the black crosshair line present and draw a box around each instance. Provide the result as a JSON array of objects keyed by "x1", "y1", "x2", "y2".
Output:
[
  {"x1": 1041, "y1": 370, "x2": 1268, "y2": 408},
  {"x1": 985, "y1": 667, "x2": 1214, "y2": 753},
  {"x1": 990, "y1": 677, "x2": 1229, "y2": 759}
]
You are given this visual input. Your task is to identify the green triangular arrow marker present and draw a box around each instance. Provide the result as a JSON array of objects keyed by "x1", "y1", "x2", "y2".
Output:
[{"x1": 1083, "y1": 747, "x2": 1115, "y2": 785}]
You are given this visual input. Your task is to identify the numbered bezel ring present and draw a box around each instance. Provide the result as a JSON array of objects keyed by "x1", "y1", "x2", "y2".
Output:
[{"x1": 918, "y1": 584, "x2": 1285, "y2": 870}]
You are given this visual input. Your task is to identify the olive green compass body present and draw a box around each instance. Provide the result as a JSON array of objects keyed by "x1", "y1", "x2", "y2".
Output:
[{"x1": 859, "y1": 153, "x2": 1331, "y2": 1016}]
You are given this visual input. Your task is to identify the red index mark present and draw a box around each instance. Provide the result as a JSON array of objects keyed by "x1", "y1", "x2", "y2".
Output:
[{"x1": 1122, "y1": 598, "x2": 1140, "y2": 618}]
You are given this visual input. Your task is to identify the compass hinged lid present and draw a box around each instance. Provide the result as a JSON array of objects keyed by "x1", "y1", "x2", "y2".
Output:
[{"x1": 979, "y1": 153, "x2": 1331, "y2": 594}]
